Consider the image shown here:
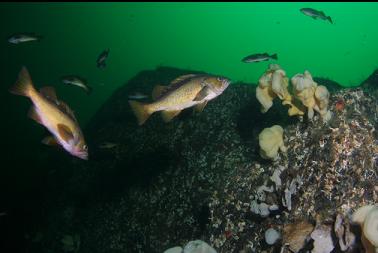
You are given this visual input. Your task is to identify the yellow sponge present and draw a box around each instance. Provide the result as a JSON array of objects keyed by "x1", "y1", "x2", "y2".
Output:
[
  {"x1": 291, "y1": 71, "x2": 318, "y2": 119},
  {"x1": 352, "y1": 205, "x2": 378, "y2": 253},
  {"x1": 257, "y1": 64, "x2": 304, "y2": 116},
  {"x1": 256, "y1": 67, "x2": 276, "y2": 113},
  {"x1": 314, "y1": 85, "x2": 332, "y2": 122},
  {"x1": 259, "y1": 125, "x2": 287, "y2": 160}
]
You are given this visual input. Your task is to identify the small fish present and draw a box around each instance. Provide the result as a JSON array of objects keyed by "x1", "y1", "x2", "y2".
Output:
[
  {"x1": 300, "y1": 8, "x2": 333, "y2": 24},
  {"x1": 129, "y1": 74, "x2": 230, "y2": 125},
  {"x1": 97, "y1": 49, "x2": 110, "y2": 69},
  {"x1": 9, "y1": 67, "x2": 88, "y2": 160},
  {"x1": 98, "y1": 142, "x2": 118, "y2": 149},
  {"x1": 8, "y1": 33, "x2": 43, "y2": 44},
  {"x1": 128, "y1": 92, "x2": 148, "y2": 100},
  {"x1": 242, "y1": 53, "x2": 278, "y2": 63},
  {"x1": 61, "y1": 75, "x2": 92, "y2": 94}
]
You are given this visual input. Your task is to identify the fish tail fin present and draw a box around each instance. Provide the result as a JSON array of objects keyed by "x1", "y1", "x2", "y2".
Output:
[
  {"x1": 128, "y1": 100, "x2": 152, "y2": 125},
  {"x1": 32, "y1": 33, "x2": 43, "y2": 41},
  {"x1": 271, "y1": 53, "x2": 278, "y2": 60},
  {"x1": 327, "y1": 16, "x2": 333, "y2": 24},
  {"x1": 97, "y1": 62, "x2": 106, "y2": 69},
  {"x1": 9, "y1": 66, "x2": 35, "y2": 97},
  {"x1": 86, "y1": 86, "x2": 93, "y2": 95}
]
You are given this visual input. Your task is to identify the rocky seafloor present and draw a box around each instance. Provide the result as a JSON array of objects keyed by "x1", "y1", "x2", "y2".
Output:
[{"x1": 30, "y1": 67, "x2": 377, "y2": 253}]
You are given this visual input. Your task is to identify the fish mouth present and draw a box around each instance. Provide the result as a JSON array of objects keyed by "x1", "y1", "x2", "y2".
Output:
[
  {"x1": 212, "y1": 79, "x2": 230, "y2": 95},
  {"x1": 222, "y1": 78, "x2": 231, "y2": 88},
  {"x1": 75, "y1": 152, "x2": 88, "y2": 160}
]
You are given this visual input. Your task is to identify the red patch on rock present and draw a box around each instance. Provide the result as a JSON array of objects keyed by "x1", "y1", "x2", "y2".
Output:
[
  {"x1": 225, "y1": 230, "x2": 232, "y2": 239},
  {"x1": 335, "y1": 99, "x2": 345, "y2": 111}
]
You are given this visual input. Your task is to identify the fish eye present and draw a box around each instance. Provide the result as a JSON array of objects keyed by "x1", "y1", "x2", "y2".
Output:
[{"x1": 83, "y1": 144, "x2": 88, "y2": 150}]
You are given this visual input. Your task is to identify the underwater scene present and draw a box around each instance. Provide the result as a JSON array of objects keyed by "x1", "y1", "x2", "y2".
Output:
[{"x1": 1, "y1": 2, "x2": 378, "y2": 253}]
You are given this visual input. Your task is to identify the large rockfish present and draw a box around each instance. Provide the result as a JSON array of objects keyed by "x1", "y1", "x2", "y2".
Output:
[
  {"x1": 129, "y1": 74, "x2": 230, "y2": 125},
  {"x1": 9, "y1": 67, "x2": 88, "y2": 160}
]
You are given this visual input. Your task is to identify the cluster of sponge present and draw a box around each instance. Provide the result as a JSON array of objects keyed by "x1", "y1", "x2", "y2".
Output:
[
  {"x1": 256, "y1": 65, "x2": 332, "y2": 123},
  {"x1": 291, "y1": 70, "x2": 332, "y2": 122},
  {"x1": 256, "y1": 64, "x2": 303, "y2": 116}
]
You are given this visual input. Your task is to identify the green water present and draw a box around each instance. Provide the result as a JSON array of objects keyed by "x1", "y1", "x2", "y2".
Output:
[{"x1": 2, "y1": 2, "x2": 378, "y2": 126}]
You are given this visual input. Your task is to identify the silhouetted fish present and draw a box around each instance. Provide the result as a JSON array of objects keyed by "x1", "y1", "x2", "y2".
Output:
[
  {"x1": 8, "y1": 33, "x2": 43, "y2": 44},
  {"x1": 98, "y1": 142, "x2": 118, "y2": 149},
  {"x1": 128, "y1": 92, "x2": 148, "y2": 100},
  {"x1": 97, "y1": 49, "x2": 110, "y2": 69},
  {"x1": 300, "y1": 8, "x2": 333, "y2": 24},
  {"x1": 61, "y1": 75, "x2": 92, "y2": 94},
  {"x1": 242, "y1": 53, "x2": 278, "y2": 63}
]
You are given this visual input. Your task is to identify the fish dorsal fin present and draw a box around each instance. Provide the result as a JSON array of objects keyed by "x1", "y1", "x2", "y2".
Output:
[
  {"x1": 56, "y1": 100, "x2": 78, "y2": 122},
  {"x1": 153, "y1": 74, "x2": 203, "y2": 101},
  {"x1": 40, "y1": 86, "x2": 57, "y2": 101},
  {"x1": 28, "y1": 106, "x2": 42, "y2": 124},
  {"x1": 152, "y1": 85, "x2": 169, "y2": 100},
  {"x1": 194, "y1": 101, "x2": 208, "y2": 113},
  {"x1": 42, "y1": 136, "x2": 59, "y2": 146},
  {"x1": 161, "y1": 110, "x2": 182, "y2": 123},
  {"x1": 57, "y1": 123, "x2": 74, "y2": 142},
  {"x1": 170, "y1": 74, "x2": 198, "y2": 85},
  {"x1": 193, "y1": 86, "x2": 211, "y2": 101}
]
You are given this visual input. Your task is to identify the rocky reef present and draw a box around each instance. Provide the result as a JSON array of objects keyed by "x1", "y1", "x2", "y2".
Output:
[{"x1": 32, "y1": 66, "x2": 377, "y2": 253}]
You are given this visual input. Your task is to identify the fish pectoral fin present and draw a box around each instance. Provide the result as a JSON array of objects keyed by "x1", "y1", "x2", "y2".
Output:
[
  {"x1": 41, "y1": 136, "x2": 59, "y2": 146},
  {"x1": 152, "y1": 85, "x2": 168, "y2": 100},
  {"x1": 161, "y1": 110, "x2": 181, "y2": 123},
  {"x1": 28, "y1": 106, "x2": 42, "y2": 124},
  {"x1": 57, "y1": 123, "x2": 74, "y2": 142},
  {"x1": 40, "y1": 86, "x2": 58, "y2": 101},
  {"x1": 194, "y1": 101, "x2": 208, "y2": 113},
  {"x1": 193, "y1": 87, "x2": 211, "y2": 101}
]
